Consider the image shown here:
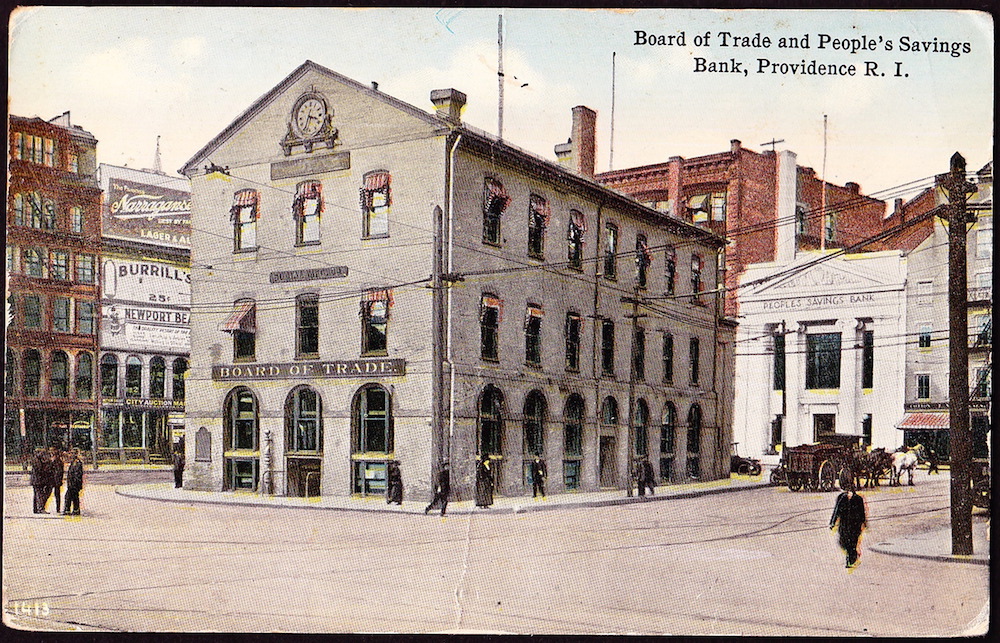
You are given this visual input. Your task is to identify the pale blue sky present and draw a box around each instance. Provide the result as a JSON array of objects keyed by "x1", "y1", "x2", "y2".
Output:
[{"x1": 9, "y1": 7, "x2": 993, "y2": 197}]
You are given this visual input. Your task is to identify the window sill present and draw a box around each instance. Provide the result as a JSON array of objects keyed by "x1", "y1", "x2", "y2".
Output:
[
  {"x1": 481, "y1": 356, "x2": 500, "y2": 363},
  {"x1": 233, "y1": 357, "x2": 257, "y2": 363},
  {"x1": 295, "y1": 354, "x2": 320, "y2": 360},
  {"x1": 295, "y1": 241, "x2": 321, "y2": 248},
  {"x1": 362, "y1": 350, "x2": 389, "y2": 358},
  {"x1": 362, "y1": 233, "x2": 390, "y2": 241},
  {"x1": 528, "y1": 253, "x2": 545, "y2": 261},
  {"x1": 524, "y1": 361, "x2": 542, "y2": 370},
  {"x1": 482, "y1": 240, "x2": 502, "y2": 248},
  {"x1": 233, "y1": 247, "x2": 259, "y2": 255}
]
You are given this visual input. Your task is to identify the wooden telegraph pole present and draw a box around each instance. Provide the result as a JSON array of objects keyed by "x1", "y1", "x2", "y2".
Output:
[{"x1": 938, "y1": 152, "x2": 977, "y2": 556}]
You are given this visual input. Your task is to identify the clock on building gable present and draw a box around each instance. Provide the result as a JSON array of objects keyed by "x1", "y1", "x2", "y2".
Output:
[{"x1": 282, "y1": 90, "x2": 339, "y2": 155}]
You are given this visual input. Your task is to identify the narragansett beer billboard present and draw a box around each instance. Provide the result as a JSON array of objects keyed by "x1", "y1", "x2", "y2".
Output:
[{"x1": 103, "y1": 170, "x2": 191, "y2": 249}]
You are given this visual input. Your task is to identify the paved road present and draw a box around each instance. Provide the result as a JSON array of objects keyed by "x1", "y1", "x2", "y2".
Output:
[{"x1": 2, "y1": 475, "x2": 988, "y2": 635}]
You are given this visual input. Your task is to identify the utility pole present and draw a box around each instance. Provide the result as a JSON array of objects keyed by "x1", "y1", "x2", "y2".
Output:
[
  {"x1": 622, "y1": 289, "x2": 646, "y2": 497},
  {"x1": 938, "y1": 152, "x2": 977, "y2": 556}
]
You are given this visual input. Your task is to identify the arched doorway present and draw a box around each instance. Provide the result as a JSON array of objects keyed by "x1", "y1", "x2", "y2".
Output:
[
  {"x1": 286, "y1": 385, "x2": 323, "y2": 497},
  {"x1": 478, "y1": 384, "x2": 505, "y2": 491},
  {"x1": 351, "y1": 384, "x2": 392, "y2": 495}
]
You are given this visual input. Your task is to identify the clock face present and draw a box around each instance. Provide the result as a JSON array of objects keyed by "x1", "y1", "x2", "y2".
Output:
[{"x1": 295, "y1": 97, "x2": 326, "y2": 137}]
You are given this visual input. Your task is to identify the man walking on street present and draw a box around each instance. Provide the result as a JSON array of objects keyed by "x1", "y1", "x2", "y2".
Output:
[
  {"x1": 30, "y1": 448, "x2": 50, "y2": 513},
  {"x1": 530, "y1": 455, "x2": 547, "y2": 498},
  {"x1": 424, "y1": 462, "x2": 450, "y2": 516},
  {"x1": 830, "y1": 483, "x2": 868, "y2": 568},
  {"x1": 49, "y1": 447, "x2": 65, "y2": 514},
  {"x1": 63, "y1": 449, "x2": 84, "y2": 515},
  {"x1": 637, "y1": 457, "x2": 656, "y2": 497},
  {"x1": 173, "y1": 441, "x2": 186, "y2": 489}
]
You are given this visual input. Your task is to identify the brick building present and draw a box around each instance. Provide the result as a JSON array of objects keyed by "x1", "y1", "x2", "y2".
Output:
[
  {"x1": 178, "y1": 61, "x2": 735, "y2": 500},
  {"x1": 5, "y1": 113, "x2": 102, "y2": 461},
  {"x1": 595, "y1": 141, "x2": 888, "y2": 316}
]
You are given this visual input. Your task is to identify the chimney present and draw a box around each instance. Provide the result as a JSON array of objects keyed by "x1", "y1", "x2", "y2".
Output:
[
  {"x1": 554, "y1": 106, "x2": 597, "y2": 178},
  {"x1": 894, "y1": 198, "x2": 904, "y2": 221},
  {"x1": 430, "y1": 89, "x2": 466, "y2": 124},
  {"x1": 845, "y1": 181, "x2": 860, "y2": 194},
  {"x1": 730, "y1": 139, "x2": 742, "y2": 154}
]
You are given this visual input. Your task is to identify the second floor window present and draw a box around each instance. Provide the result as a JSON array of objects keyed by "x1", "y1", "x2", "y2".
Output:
[
  {"x1": 77, "y1": 301, "x2": 95, "y2": 335},
  {"x1": 861, "y1": 330, "x2": 874, "y2": 389},
  {"x1": 361, "y1": 171, "x2": 390, "y2": 238},
  {"x1": 527, "y1": 195, "x2": 549, "y2": 258},
  {"x1": 773, "y1": 333, "x2": 786, "y2": 391},
  {"x1": 483, "y1": 178, "x2": 509, "y2": 245},
  {"x1": 297, "y1": 295, "x2": 319, "y2": 357},
  {"x1": 71, "y1": 206, "x2": 84, "y2": 233},
  {"x1": 806, "y1": 332, "x2": 842, "y2": 389},
  {"x1": 664, "y1": 246, "x2": 677, "y2": 295},
  {"x1": 294, "y1": 180, "x2": 323, "y2": 244},
  {"x1": 230, "y1": 190, "x2": 259, "y2": 251},
  {"x1": 53, "y1": 297, "x2": 70, "y2": 332},
  {"x1": 480, "y1": 295, "x2": 502, "y2": 361},
  {"x1": 76, "y1": 254, "x2": 95, "y2": 284},
  {"x1": 51, "y1": 251, "x2": 69, "y2": 280},
  {"x1": 565, "y1": 312, "x2": 582, "y2": 372},
  {"x1": 918, "y1": 324, "x2": 933, "y2": 349},
  {"x1": 221, "y1": 300, "x2": 256, "y2": 360},
  {"x1": 524, "y1": 304, "x2": 543, "y2": 366},
  {"x1": 24, "y1": 248, "x2": 45, "y2": 278},
  {"x1": 567, "y1": 210, "x2": 586, "y2": 270},
  {"x1": 361, "y1": 290, "x2": 392, "y2": 354},
  {"x1": 24, "y1": 295, "x2": 42, "y2": 329},
  {"x1": 916, "y1": 374, "x2": 931, "y2": 400},
  {"x1": 824, "y1": 212, "x2": 837, "y2": 243},
  {"x1": 604, "y1": 224, "x2": 618, "y2": 280}
]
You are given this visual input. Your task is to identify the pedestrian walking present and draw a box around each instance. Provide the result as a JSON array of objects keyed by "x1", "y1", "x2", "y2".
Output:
[
  {"x1": 475, "y1": 457, "x2": 494, "y2": 508},
  {"x1": 386, "y1": 460, "x2": 403, "y2": 505},
  {"x1": 424, "y1": 462, "x2": 450, "y2": 516},
  {"x1": 173, "y1": 442, "x2": 186, "y2": 489},
  {"x1": 637, "y1": 457, "x2": 656, "y2": 497},
  {"x1": 530, "y1": 455, "x2": 547, "y2": 498},
  {"x1": 927, "y1": 449, "x2": 940, "y2": 475},
  {"x1": 49, "y1": 447, "x2": 65, "y2": 514},
  {"x1": 830, "y1": 484, "x2": 868, "y2": 568},
  {"x1": 63, "y1": 449, "x2": 84, "y2": 515},
  {"x1": 30, "y1": 448, "x2": 51, "y2": 513}
]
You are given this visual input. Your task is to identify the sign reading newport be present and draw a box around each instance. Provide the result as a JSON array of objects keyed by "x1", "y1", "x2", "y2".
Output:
[{"x1": 212, "y1": 358, "x2": 406, "y2": 381}]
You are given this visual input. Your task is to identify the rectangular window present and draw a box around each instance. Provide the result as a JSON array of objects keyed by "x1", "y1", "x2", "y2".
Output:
[
  {"x1": 635, "y1": 234, "x2": 650, "y2": 289},
  {"x1": 824, "y1": 212, "x2": 836, "y2": 242},
  {"x1": 361, "y1": 290, "x2": 391, "y2": 355},
  {"x1": 100, "y1": 360, "x2": 118, "y2": 398},
  {"x1": 25, "y1": 248, "x2": 45, "y2": 278},
  {"x1": 295, "y1": 181, "x2": 323, "y2": 244},
  {"x1": 43, "y1": 199, "x2": 57, "y2": 230},
  {"x1": 12, "y1": 132, "x2": 22, "y2": 160},
  {"x1": 975, "y1": 272, "x2": 992, "y2": 289},
  {"x1": 806, "y1": 332, "x2": 842, "y2": 389},
  {"x1": 976, "y1": 228, "x2": 992, "y2": 259},
  {"x1": 24, "y1": 295, "x2": 42, "y2": 329},
  {"x1": 527, "y1": 195, "x2": 549, "y2": 258},
  {"x1": 483, "y1": 178, "x2": 508, "y2": 245},
  {"x1": 77, "y1": 301, "x2": 95, "y2": 335},
  {"x1": 773, "y1": 334, "x2": 786, "y2": 391},
  {"x1": 230, "y1": 190, "x2": 259, "y2": 251},
  {"x1": 53, "y1": 297, "x2": 71, "y2": 332},
  {"x1": 71, "y1": 207, "x2": 84, "y2": 234},
  {"x1": 603, "y1": 224, "x2": 618, "y2": 280},
  {"x1": 691, "y1": 254, "x2": 703, "y2": 303},
  {"x1": 601, "y1": 319, "x2": 615, "y2": 376},
  {"x1": 6, "y1": 245, "x2": 17, "y2": 274},
  {"x1": 917, "y1": 280, "x2": 932, "y2": 305},
  {"x1": 689, "y1": 337, "x2": 700, "y2": 385},
  {"x1": 662, "y1": 333, "x2": 674, "y2": 383},
  {"x1": 67, "y1": 150, "x2": 79, "y2": 174},
  {"x1": 43, "y1": 138, "x2": 55, "y2": 167},
  {"x1": 861, "y1": 330, "x2": 874, "y2": 389},
  {"x1": 862, "y1": 414, "x2": 872, "y2": 446},
  {"x1": 76, "y1": 254, "x2": 95, "y2": 284},
  {"x1": 361, "y1": 172, "x2": 390, "y2": 238},
  {"x1": 633, "y1": 328, "x2": 646, "y2": 381},
  {"x1": 565, "y1": 313, "x2": 582, "y2": 371},
  {"x1": 296, "y1": 295, "x2": 319, "y2": 357},
  {"x1": 51, "y1": 251, "x2": 70, "y2": 280},
  {"x1": 796, "y1": 206, "x2": 808, "y2": 235},
  {"x1": 13, "y1": 194, "x2": 24, "y2": 226},
  {"x1": 710, "y1": 192, "x2": 726, "y2": 221},
  {"x1": 973, "y1": 368, "x2": 991, "y2": 399},
  {"x1": 918, "y1": 323, "x2": 933, "y2": 349},
  {"x1": 664, "y1": 246, "x2": 677, "y2": 296},
  {"x1": 524, "y1": 305, "x2": 543, "y2": 366},
  {"x1": 480, "y1": 295, "x2": 501, "y2": 361},
  {"x1": 567, "y1": 210, "x2": 585, "y2": 270},
  {"x1": 916, "y1": 374, "x2": 930, "y2": 400},
  {"x1": 221, "y1": 300, "x2": 256, "y2": 361}
]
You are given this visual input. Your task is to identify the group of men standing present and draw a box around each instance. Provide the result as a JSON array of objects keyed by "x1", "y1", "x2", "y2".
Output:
[{"x1": 30, "y1": 447, "x2": 84, "y2": 515}]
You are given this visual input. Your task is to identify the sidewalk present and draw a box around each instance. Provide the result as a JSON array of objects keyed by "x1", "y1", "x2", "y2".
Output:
[{"x1": 117, "y1": 474, "x2": 990, "y2": 566}]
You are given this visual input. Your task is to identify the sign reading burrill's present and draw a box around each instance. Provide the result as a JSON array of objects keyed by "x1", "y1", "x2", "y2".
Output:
[{"x1": 212, "y1": 358, "x2": 405, "y2": 381}]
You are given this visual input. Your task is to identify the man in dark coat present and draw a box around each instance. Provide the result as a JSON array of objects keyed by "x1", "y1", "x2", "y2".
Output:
[
  {"x1": 386, "y1": 460, "x2": 403, "y2": 505},
  {"x1": 530, "y1": 456, "x2": 547, "y2": 498},
  {"x1": 63, "y1": 449, "x2": 84, "y2": 515},
  {"x1": 30, "y1": 448, "x2": 51, "y2": 513},
  {"x1": 48, "y1": 447, "x2": 65, "y2": 514},
  {"x1": 173, "y1": 443, "x2": 186, "y2": 489},
  {"x1": 637, "y1": 457, "x2": 656, "y2": 497},
  {"x1": 475, "y1": 457, "x2": 494, "y2": 508},
  {"x1": 830, "y1": 485, "x2": 868, "y2": 568},
  {"x1": 424, "y1": 462, "x2": 450, "y2": 516}
]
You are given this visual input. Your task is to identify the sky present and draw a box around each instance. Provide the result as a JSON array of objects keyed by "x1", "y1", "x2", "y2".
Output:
[{"x1": 8, "y1": 7, "x2": 994, "y2": 200}]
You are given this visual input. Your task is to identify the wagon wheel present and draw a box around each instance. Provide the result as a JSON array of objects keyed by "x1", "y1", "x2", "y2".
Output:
[
  {"x1": 818, "y1": 460, "x2": 836, "y2": 492},
  {"x1": 750, "y1": 462, "x2": 762, "y2": 476},
  {"x1": 972, "y1": 479, "x2": 991, "y2": 509},
  {"x1": 737, "y1": 462, "x2": 751, "y2": 476},
  {"x1": 805, "y1": 473, "x2": 819, "y2": 491},
  {"x1": 769, "y1": 467, "x2": 785, "y2": 486},
  {"x1": 788, "y1": 474, "x2": 803, "y2": 491},
  {"x1": 837, "y1": 466, "x2": 853, "y2": 490}
]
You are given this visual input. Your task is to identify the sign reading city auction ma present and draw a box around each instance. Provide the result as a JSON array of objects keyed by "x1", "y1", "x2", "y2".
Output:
[{"x1": 212, "y1": 359, "x2": 406, "y2": 380}]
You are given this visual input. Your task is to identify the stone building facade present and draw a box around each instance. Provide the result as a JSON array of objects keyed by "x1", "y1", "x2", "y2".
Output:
[{"x1": 179, "y1": 61, "x2": 735, "y2": 500}]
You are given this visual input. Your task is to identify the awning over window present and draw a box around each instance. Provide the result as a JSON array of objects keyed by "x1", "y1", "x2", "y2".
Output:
[
  {"x1": 896, "y1": 412, "x2": 949, "y2": 430},
  {"x1": 220, "y1": 301, "x2": 256, "y2": 333}
]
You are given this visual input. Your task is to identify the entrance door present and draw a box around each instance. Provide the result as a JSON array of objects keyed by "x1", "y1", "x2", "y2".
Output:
[
  {"x1": 599, "y1": 436, "x2": 617, "y2": 487},
  {"x1": 287, "y1": 457, "x2": 322, "y2": 497},
  {"x1": 813, "y1": 414, "x2": 836, "y2": 442}
]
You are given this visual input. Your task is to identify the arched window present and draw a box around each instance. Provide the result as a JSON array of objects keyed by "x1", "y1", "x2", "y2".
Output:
[
  {"x1": 149, "y1": 357, "x2": 166, "y2": 399},
  {"x1": 172, "y1": 358, "x2": 188, "y2": 401},
  {"x1": 634, "y1": 398, "x2": 649, "y2": 457},
  {"x1": 479, "y1": 385, "x2": 504, "y2": 457},
  {"x1": 601, "y1": 396, "x2": 619, "y2": 429},
  {"x1": 687, "y1": 404, "x2": 702, "y2": 479},
  {"x1": 287, "y1": 386, "x2": 322, "y2": 452},
  {"x1": 76, "y1": 353, "x2": 93, "y2": 399},
  {"x1": 125, "y1": 356, "x2": 142, "y2": 398},
  {"x1": 100, "y1": 354, "x2": 119, "y2": 398},
  {"x1": 24, "y1": 350, "x2": 41, "y2": 397},
  {"x1": 523, "y1": 390, "x2": 546, "y2": 457},
  {"x1": 6, "y1": 348, "x2": 16, "y2": 397},
  {"x1": 660, "y1": 402, "x2": 677, "y2": 482},
  {"x1": 353, "y1": 385, "x2": 392, "y2": 454},
  {"x1": 563, "y1": 394, "x2": 585, "y2": 490},
  {"x1": 224, "y1": 387, "x2": 259, "y2": 451},
  {"x1": 50, "y1": 351, "x2": 69, "y2": 398}
]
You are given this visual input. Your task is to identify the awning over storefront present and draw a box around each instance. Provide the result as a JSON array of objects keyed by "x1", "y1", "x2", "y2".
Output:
[
  {"x1": 896, "y1": 412, "x2": 949, "y2": 430},
  {"x1": 219, "y1": 301, "x2": 256, "y2": 333}
]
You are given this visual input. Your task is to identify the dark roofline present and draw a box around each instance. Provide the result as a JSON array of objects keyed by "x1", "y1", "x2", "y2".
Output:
[
  {"x1": 179, "y1": 60, "x2": 448, "y2": 176},
  {"x1": 10, "y1": 114, "x2": 98, "y2": 143}
]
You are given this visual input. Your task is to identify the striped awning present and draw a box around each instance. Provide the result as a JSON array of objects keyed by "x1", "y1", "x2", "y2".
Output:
[
  {"x1": 219, "y1": 301, "x2": 256, "y2": 333},
  {"x1": 896, "y1": 412, "x2": 949, "y2": 430}
]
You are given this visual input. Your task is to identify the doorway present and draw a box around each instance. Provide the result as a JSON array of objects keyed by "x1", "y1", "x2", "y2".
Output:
[
  {"x1": 599, "y1": 436, "x2": 617, "y2": 487},
  {"x1": 287, "y1": 457, "x2": 321, "y2": 497}
]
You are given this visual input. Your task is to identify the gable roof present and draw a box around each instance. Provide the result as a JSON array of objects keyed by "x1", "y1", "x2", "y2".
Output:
[{"x1": 179, "y1": 60, "x2": 446, "y2": 176}]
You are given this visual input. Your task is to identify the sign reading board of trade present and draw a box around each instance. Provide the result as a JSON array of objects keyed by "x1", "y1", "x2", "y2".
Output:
[
  {"x1": 269, "y1": 266, "x2": 349, "y2": 283},
  {"x1": 212, "y1": 358, "x2": 406, "y2": 381}
]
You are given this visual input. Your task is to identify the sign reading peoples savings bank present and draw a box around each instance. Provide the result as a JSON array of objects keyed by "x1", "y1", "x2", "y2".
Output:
[
  {"x1": 212, "y1": 359, "x2": 406, "y2": 380},
  {"x1": 105, "y1": 177, "x2": 191, "y2": 249}
]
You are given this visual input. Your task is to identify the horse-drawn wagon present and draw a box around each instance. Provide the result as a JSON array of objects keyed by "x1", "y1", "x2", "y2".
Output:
[{"x1": 769, "y1": 437, "x2": 862, "y2": 492}]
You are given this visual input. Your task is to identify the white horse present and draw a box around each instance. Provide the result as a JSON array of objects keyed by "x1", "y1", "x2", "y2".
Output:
[{"x1": 890, "y1": 444, "x2": 924, "y2": 486}]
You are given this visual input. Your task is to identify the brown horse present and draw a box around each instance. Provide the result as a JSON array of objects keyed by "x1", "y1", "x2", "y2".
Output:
[{"x1": 863, "y1": 448, "x2": 893, "y2": 487}]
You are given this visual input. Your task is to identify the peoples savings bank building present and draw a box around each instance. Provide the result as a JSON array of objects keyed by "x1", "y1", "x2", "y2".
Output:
[{"x1": 180, "y1": 61, "x2": 734, "y2": 501}]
